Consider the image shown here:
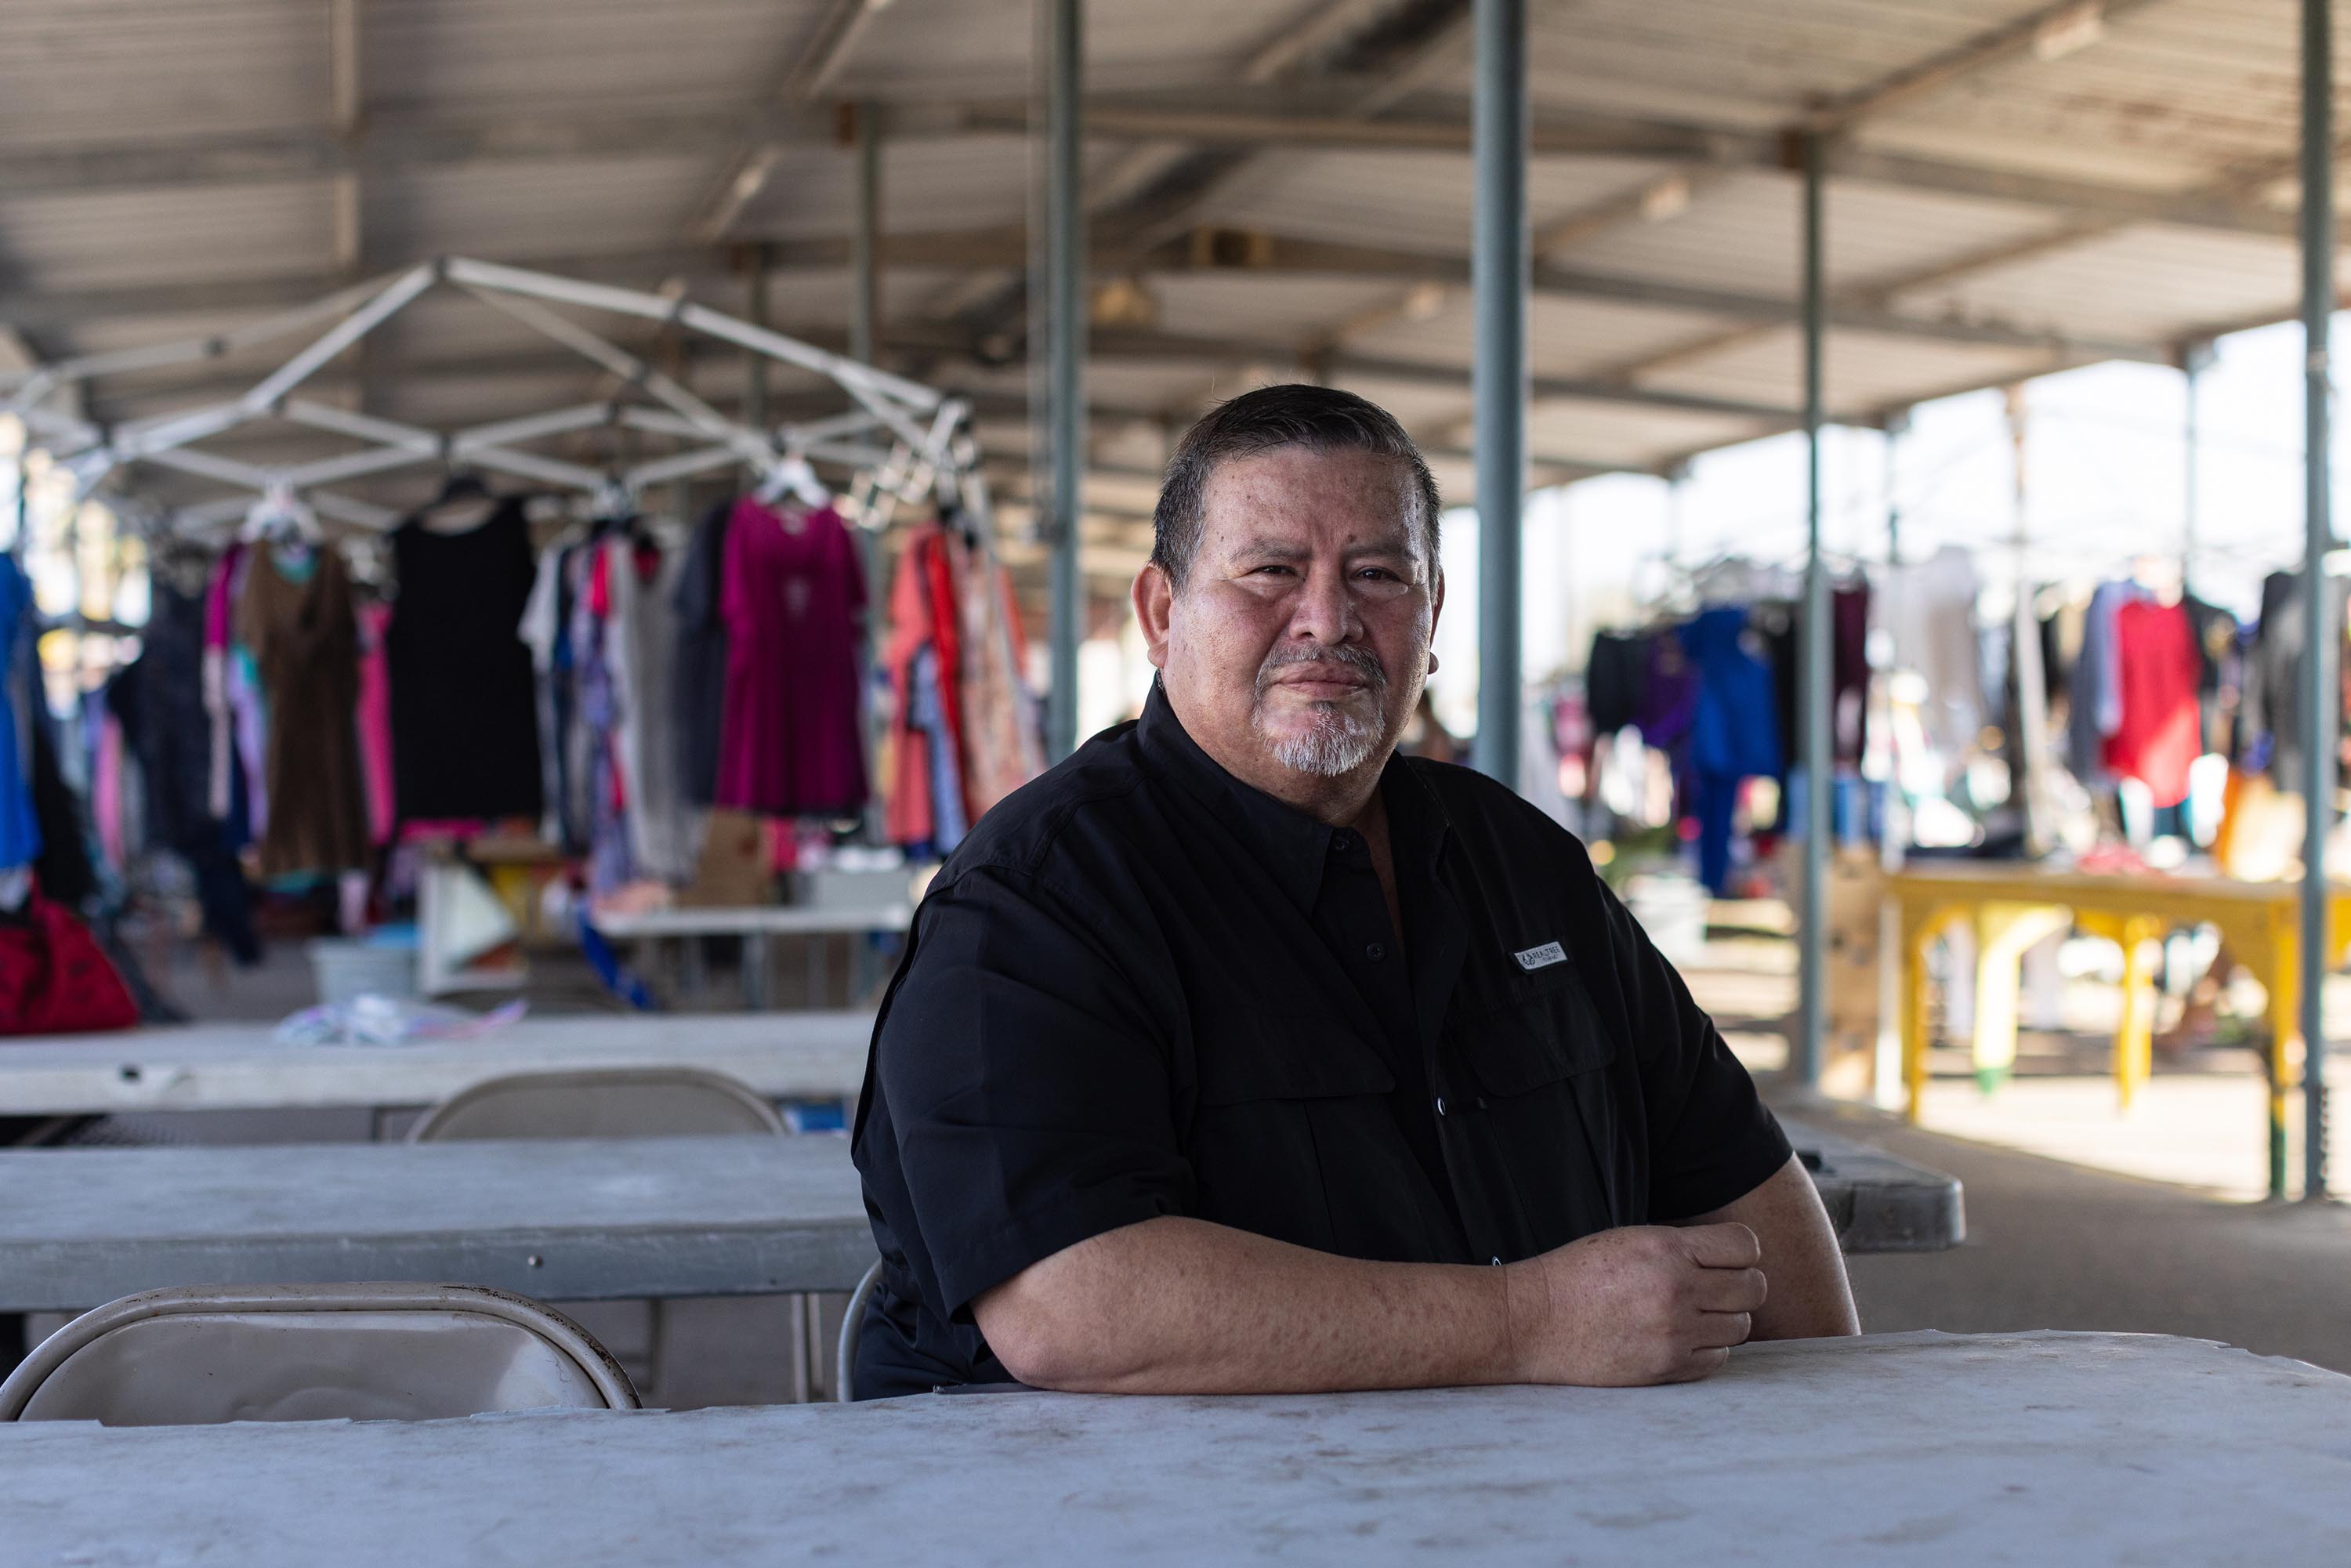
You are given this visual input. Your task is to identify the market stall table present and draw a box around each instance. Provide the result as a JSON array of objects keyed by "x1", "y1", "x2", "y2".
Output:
[
  {"x1": 1889, "y1": 862, "x2": 2351, "y2": 1197},
  {"x1": 6, "y1": 1331, "x2": 2340, "y2": 1565},
  {"x1": 0, "y1": 1012, "x2": 873, "y2": 1122},
  {"x1": 590, "y1": 904, "x2": 915, "y2": 1009},
  {"x1": 0, "y1": 1120, "x2": 1951, "y2": 1314}
]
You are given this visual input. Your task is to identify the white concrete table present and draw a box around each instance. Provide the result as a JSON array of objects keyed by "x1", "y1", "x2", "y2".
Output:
[
  {"x1": 1782, "y1": 1117, "x2": 1962, "y2": 1252},
  {"x1": 590, "y1": 904, "x2": 913, "y2": 1008},
  {"x1": 589, "y1": 905, "x2": 914, "y2": 938},
  {"x1": 0, "y1": 1114, "x2": 1951, "y2": 1315},
  {"x1": 0, "y1": 1012, "x2": 873, "y2": 1120},
  {"x1": 0, "y1": 1135, "x2": 875, "y2": 1313},
  {"x1": 5, "y1": 1331, "x2": 2345, "y2": 1565}
]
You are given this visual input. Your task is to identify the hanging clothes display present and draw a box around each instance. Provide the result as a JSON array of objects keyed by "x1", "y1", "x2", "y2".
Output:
[
  {"x1": 202, "y1": 542, "x2": 258, "y2": 838},
  {"x1": 2240, "y1": 569, "x2": 2351, "y2": 785},
  {"x1": 671, "y1": 498, "x2": 734, "y2": 809},
  {"x1": 1679, "y1": 607, "x2": 1783, "y2": 896},
  {"x1": 354, "y1": 599, "x2": 397, "y2": 846},
  {"x1": 715, "y1": 494, "x2": 868, "y2": 819},
  {"x1": 234, "y1": 542, "x2": 369, "y2": 879},
  {"x1": 878, "y1": 513, "x2": 1047, "y2": 850},
  {"x1": 1585, "y1": 629, "x2": 1646, "y2": 738},
  {"x1": 1873, "y1": 545, "x2": 1984, "y2": 767},
  {"x1": 0, "y1": 555, "x2": 42, "y2": 873},
  {"x1": 605, "y1": 531, "x2": 693, "y2": 883},
  {"x1": 2103, "y1": 598, "x2": 2202, "y2": 809},
  {"x1": 519, "y1": 529, "x2": 586, "y2": 849},
  {"x1": 386, "y1": 497, "x2": 543, "y2": 827},
  {"x1": 945, "y1": 520, "x2": 1045, "y2": 819},
  {"x1": 112, "y1": 561, "x2": 259, "y2": 964},
  {"x1": 2183, "y1": 593, "x2": 2244, "y2": 759},
  {"x1": 2063, "y1": 579, "x2": 2147, "y2": 787},
  {"x1": 882, "y1": 523, "x2": 965, "y2": 853},
  {"x1": 575, "y1": 541, "x2": 632, "y2": 893}
]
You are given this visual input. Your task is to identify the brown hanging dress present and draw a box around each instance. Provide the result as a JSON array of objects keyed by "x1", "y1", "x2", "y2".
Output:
[{"x1": 234, "y1": 544, "x2": 370, "y2": 879}]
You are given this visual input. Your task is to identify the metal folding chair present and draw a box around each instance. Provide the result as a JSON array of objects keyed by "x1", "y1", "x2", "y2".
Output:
[{"x1": 0, "y1": 1282, "x2": 637, "y2": 1425}]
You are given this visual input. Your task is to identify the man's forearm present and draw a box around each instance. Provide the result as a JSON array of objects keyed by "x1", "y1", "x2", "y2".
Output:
[
  {"x1": 1682, "y1": 1155, "x2": 1860, "y2": 1340},
  {"x1": 975, "y1": 1216, "x2": 1516, "y2": 1395}
]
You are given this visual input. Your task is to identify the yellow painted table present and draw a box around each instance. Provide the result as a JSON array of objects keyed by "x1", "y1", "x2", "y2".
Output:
[{"x1": 1889, "y1": 862, "x2": 2351, "y2": 1198}]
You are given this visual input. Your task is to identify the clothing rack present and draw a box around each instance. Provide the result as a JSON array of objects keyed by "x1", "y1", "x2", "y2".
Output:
[{"x1": 0, "y1": 257, "x2": 991, "y2": 538}]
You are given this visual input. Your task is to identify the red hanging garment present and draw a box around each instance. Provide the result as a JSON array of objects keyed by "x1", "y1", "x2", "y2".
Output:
[
  {"x1": 882, "y1": 529, "x2": 938, "y2": 848},
  {"x1": 2103, "y1": 599, "x2": 2203, "y2": 809}
]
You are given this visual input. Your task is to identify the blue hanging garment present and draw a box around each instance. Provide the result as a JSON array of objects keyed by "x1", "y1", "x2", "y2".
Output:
[{"x1": 0, "y1": 556, "x2": 46, "y2": 871}]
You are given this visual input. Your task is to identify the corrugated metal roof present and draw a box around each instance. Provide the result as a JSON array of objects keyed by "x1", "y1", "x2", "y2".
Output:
[
  {"x1": 1513, "y1": 0, "x2": 2041, "y2": 129},
  {"x1": 1900, "y1": 223, "x2": 2319, "y2": 340},
  {"x1": 365, "y1": 0, "x2": 828, "y2": 113},
  {"x1": 741, "y1": 135, "x2": 1128, "y2": 241},
  {"x1": 1567, "y1": 172, "x2": 2066, "y2": 296},
  {"x1": 1863, "y1": 0, "x2": 2306, "y2": 189},
  {"x1": 368, "y1": 154, "x2": 710, "y2": 258},
  {"x1": 0, "y1": 180, "x2": 334, "y2": 292},
  {"x1": 835, "y1": 0, "x2": 1328, "y2": 100},
  {"x1": 1202, "y1": 148, "x2": 1680, "y2": 257},
  {"x1": 0, "y1": 0, "x2": 327, "y2": 147},
  {"x1": 1644, "y1": 326, "x2": 2048, "y2": 422}
]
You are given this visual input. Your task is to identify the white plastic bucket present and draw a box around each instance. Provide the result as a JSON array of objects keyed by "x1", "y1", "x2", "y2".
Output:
[{"x1": 306, "y1": 939, "x2": 418, "y2": 1005}]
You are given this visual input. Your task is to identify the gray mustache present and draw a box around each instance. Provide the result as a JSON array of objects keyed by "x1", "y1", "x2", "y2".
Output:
[{"x1": 1255, "y1": 642, "x2": 1388, "y2": 695}]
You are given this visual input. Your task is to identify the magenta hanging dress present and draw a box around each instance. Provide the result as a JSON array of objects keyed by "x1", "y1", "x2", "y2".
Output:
[{"x1": 713, "y1": 497, "x2": 868, "y2": 817}]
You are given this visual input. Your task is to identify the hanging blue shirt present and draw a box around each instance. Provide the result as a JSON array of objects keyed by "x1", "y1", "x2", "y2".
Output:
[
  {"x1": 1680, "y1": 607, "x2": 1784, "y2": 784},
  {"x1": 0, "y1": 556, "x2": 45, "y2": 870}
]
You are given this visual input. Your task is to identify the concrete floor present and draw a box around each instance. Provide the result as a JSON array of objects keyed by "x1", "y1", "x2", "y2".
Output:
[{"x1": 1814, "y1": 1103, "x2": 2351, "y2": 1377}]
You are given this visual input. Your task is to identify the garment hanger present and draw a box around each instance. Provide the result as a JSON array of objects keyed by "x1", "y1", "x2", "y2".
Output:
[
  {"x1": 240, "y1": 481, "x2": 321, "y2": 548},
  {"x1": 417, "y1": 466, "x2": 500, "y2": 534},
  {"x1": 755, "y1": 451, "x2": 830, "y2": 513},
  {"x1": 588, "y1": 477, "x2": 641, "y2": 538}
]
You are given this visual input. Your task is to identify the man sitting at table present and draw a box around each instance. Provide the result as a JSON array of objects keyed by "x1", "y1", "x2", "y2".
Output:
[{"x1": 850, "y1": 386, "x2": 1860, "y2": 1399}]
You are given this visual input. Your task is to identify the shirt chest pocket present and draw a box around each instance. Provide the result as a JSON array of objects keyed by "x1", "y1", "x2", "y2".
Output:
[
  {"x1": 1444, "y1": 964, "x2": 1625, "y2": 1242},
  {"x1": 1186, "y1": 1008, "x2": 1401, "y2": 1256}
]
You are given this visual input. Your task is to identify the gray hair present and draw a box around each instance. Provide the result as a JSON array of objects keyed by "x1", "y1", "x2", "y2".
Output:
[{"x1": 1149, "y1": 384, "x2": 1443, "y2": 588}]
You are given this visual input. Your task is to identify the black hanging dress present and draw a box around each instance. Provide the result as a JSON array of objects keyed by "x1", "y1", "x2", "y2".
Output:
[{"x1": 386, "y1": 498, "x2": 545, "y2": 825}]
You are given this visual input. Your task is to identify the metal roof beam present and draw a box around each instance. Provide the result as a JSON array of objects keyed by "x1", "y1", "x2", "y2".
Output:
[
  {"x1": 1069, "y1": 326, "x2": 1802, "y2": 423},
  {"x1": 0, "y1": 94, "x2": 2309, "y2": 249},
  {"x1": 921, "y1": 0, "x2": 1462, "y2": 357},
  {"x1": 1806, "y1": 0, "x2": 2164, "y2": 136},
  {"x1": 0, "y1": 225, "x2": 2170, "y2": 368}
]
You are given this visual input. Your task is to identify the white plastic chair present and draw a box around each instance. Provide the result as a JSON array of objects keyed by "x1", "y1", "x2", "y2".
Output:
[{"x1": 0, "y1": 1282, "x2": 638, "y2": 1425}]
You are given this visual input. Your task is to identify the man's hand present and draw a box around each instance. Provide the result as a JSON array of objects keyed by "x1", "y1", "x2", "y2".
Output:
[{"x1": 1502, "y1": 1222, "x2": 1766, "y2": 1386}]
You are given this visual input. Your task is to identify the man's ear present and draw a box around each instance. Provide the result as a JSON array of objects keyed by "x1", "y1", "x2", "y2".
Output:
[{"x1": 1133, "y1": 563, "x2": 1174, "y2": 670}]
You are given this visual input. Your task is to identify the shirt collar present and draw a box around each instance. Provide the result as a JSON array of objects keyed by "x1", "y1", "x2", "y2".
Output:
[{"x1": 1136, "y1": 680, "x2": 1451, "y2": 913}]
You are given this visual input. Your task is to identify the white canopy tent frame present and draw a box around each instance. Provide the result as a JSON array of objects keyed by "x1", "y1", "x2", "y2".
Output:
[{"x1": 0, "y1": 257, "x2": 983, "y2": 536}]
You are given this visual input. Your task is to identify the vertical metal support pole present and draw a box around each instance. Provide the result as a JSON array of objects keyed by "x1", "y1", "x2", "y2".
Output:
[
  {"x1": 1044, "y1": 0, "x2": 1085, "y2": 762},
  {"x1": 745, "y1": 244, "x2": 772, "y2": 435},
  {"x1": 2006, "y1": 384, "x2": 2052, "y2": 858},
  {"x1": 1472, "y1": 0, "x2": 1527, "y2": 786},
  {"x1": 2182, "y1": 341, "x2": 2213, "y2": 598},
  {"x1": 1664, "y1": 462, "x2": 1687, "y2": 573},
  {"x1": 1796, "y1": 129, "x2": 1829, "y2": 1093},
  {"x1": 2299, "y1": 0, "x2": 2334, "y2": 1202},
  {"x1": 1882, "y1": 411, "x2": 1907, "y2": 568},
  {"x1": 851, "y1": 100, "x2": 882, "y2": 368}
]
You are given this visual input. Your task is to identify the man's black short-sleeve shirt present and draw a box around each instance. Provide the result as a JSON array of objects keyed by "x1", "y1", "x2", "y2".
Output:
[{"x1": 849, "y1": 685, "x2": 1790, "y2": 1398}]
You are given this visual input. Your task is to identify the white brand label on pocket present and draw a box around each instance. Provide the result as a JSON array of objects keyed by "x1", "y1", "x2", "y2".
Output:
[{"x1": 1512, "y1": 941, "x2": 1567, "y2": 972}]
